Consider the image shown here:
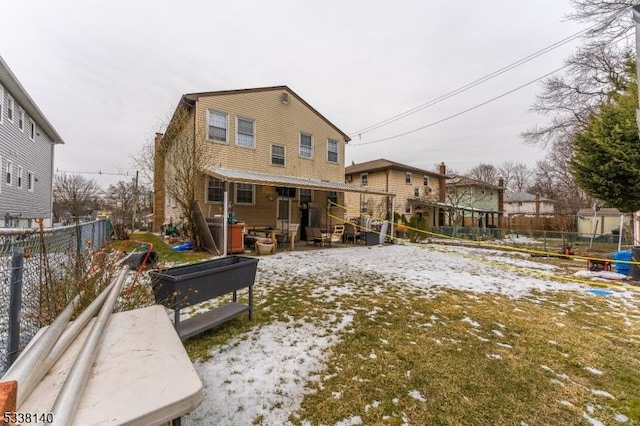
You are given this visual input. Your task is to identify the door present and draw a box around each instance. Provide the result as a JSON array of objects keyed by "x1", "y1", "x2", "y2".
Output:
[{"x1": 277, "y1": 198, "x2": 291, "y2": 232}]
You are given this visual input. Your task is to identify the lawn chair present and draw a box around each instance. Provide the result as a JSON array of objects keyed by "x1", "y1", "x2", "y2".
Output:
[
  {"x1": 344, "y1": 222, "x2": 361, "y2": 244},
  {"x1": 331, "y1": 224, "x2": 345, "y2": 243}
]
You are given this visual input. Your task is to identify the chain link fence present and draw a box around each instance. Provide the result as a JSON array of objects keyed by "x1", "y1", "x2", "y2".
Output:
[{"x1": 0, "y1": 219, "x2": 112, "y2": 373}]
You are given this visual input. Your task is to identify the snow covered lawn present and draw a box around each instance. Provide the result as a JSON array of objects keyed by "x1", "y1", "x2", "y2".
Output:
[{"x1": 182, "y1": 243, "x2": 640, "y2": 425}]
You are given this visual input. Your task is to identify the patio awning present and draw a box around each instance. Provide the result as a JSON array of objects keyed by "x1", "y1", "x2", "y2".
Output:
[{"x1": 203, "y1": 166, "x2": 394, "y2": 196}]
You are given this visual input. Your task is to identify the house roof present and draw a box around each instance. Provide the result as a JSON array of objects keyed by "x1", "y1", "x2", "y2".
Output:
[
  {"x1": 182, "y1": 85, "x2": 351, "y2": 143},
  {"x1": 345, "y1": 159, "x2": 443, "y2": 178},
  {"x1": 504, "y1": 191, "x2": 555, "y2": 203},
  {"x1": 0, "y1": 55, "x2": 64, "y2": 144},
  {"x1": 448, "y1": 176, "x2": 502, "y2": 190},
  {"x1": 204, "y1": 166, "x2": 394, "y2": 196},
  {"x1": 415, "y1": 199, "x2": 500, "y2": 214}
]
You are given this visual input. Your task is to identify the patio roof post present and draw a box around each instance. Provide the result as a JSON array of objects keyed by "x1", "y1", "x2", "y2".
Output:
[
  {"x1": 390, "y1": 196, "x2": 395, "y2": 241},
  {"x1": 223, "y1": 181, "x2": 229, "y2": 256}
]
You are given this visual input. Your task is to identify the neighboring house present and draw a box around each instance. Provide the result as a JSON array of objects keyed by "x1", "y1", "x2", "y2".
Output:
[
  {"x1": 503, "y1": 191, "x2": 555, "y2": 217},
  {"x1": 0, "y1": 55, "x2": 63, "y2": 228},
  {"x1": 445, "y1": 176, "x2": 504, "y2": 228},
  {"x1": 576, "y1": 207, "x2": 631, "y2": 238},
  {"x1": 154, "y1": 86, "x2": 391, "y2": 248},
  {"x1": 344, "y1": 159, "x2": 447, "y2": 226}
]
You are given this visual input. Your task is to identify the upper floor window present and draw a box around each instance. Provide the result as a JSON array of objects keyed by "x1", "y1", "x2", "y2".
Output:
[
  {"x1": 29, "y1": 120, "x2": 35, "y2": 141},
  {"x1": 206, "y1": 176, "x2": 224, "y2": 203},
  {"x1": 271, "y1": 144, "x2": 285, "y2": 166},
  {"x1": 235, "y1": 183, "x2": 254, "y2": 205},
  {"x1": 6, "y1": 160, "x2": 13, "y2": 185},
  {"x1": 414, "y1": 187, "x2": 420, "y2": 197},
  {"x1": 7, "y1": 96, "x2": 14, "y2": 122},
  {"x1": 17, "y1": 166, "x2": 23, "y2": 188},
  {"x1": 405, "y1": 204, "x2": 412, "y2": 214},
  {"x1": 299, "y1": 188, "x2": 312, "y2": 205},
  {"x1": 406, "y1": 172, "x2": 412, "y2": 185},
  {"x1": 207, "y1": 110, "x2": 228, "y2": 143},
  {"x1": 423, "y1": 175, "x2": 429, "y2": 186},
  {"x1": 18, "y1": 109, "x2": 24, "y2": 131},
  {"x1": 299, "y1": 133, "x2": 313, "y2": 158},
  {"x1": 361, "y1": 173, "x2": 368, "y2": 186},
  {"x1": 0, "y1": 86, "x2": 4, "y2": 124},
  {"x1": 327, "y1": 139, "x2": 338, "y2": 163},
  {"x1": 27, "y1": 171, "x2": 34, "y2": 191},
  {"x1": 236, "y1": 117, "x2": 255, "y2": 149}
]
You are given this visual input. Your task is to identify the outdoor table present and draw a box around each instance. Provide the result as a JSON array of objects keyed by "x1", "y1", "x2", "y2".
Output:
[{"x1": 20, "y1": 305, "x2": 203, "y2": 425}]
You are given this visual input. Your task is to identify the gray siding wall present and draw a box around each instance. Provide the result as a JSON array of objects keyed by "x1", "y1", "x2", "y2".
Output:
[{"x1": 0, "y1": 84, "x2": 54, "y2": 224}]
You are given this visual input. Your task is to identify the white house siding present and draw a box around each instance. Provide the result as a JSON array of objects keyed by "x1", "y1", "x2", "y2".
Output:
[{"x1": 0, "y1": 85, "x2": 55, "y2": 227}]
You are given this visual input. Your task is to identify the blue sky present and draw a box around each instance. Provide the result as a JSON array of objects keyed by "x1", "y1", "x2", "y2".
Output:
[{"x1": 0, "y1": 0, "x2": 603, "y2": 187}]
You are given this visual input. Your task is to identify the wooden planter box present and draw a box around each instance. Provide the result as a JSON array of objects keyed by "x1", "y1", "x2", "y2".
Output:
[{"x1": 149, "y1": 255, "x2": 259, "y2": 340}]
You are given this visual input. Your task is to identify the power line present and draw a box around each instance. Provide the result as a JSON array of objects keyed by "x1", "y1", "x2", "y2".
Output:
[
  {"x1": 55, "y1": 168, "x2": 130, "y2": 177},
  {"x1": 349, "y1": 65, "x2": 567, "y2": 147},
  {"x1": 348, "y1": 24, "x2": 597, "y2": 138}
]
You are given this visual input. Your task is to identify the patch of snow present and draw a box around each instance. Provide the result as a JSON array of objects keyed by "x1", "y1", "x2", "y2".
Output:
[
  {"x1": 614, "y1": 413, "x2": 629, "y2": 423},
  {"x1": 583, "y1": 412, "x2": 605, "y2": 426},
  {"x1": 492, "y1": 329, "x2": 504, "y2": 337},
  {"x1": 462, "y1": 317, "x2": 480, "y2": 327},
  {"x1": 584, "y1": 367, "x2": 603, "y2": 375},
  {"x1": 335, "y1": 416, "x2": 363, "y2": 426},
  {"x1": 408, "y1": 389, "x2": 427, "y2": 402},
  {"x1": 574, "y1": 270, "x2": 628, "y2": 280},
  {"x1": 496, "y1": 343, "x2": 512, "y2": 348},
  {"x1": 591, "y1": 389, "x2": 615, "y2": 399},
  {"x1": 486, "y1": 353, "x2": 502, "y2": 360}
]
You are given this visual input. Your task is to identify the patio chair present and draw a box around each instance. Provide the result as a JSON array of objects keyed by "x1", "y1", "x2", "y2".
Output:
[
  {"x1": 344, "y1": 222, "x2": 361, "y2": 244},
  {"x1": 331, "y1": 224, "x2": 345, "y2": 243}
]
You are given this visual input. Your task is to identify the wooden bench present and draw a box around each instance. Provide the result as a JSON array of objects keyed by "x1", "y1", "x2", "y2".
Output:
[{"x1": 150, "y1": 256, "x2": 258, "y2": 340}]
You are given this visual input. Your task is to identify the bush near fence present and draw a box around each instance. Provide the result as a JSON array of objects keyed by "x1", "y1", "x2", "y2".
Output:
[{"x1": 0, "y1": 219, "x2": 112, "y2": 373}]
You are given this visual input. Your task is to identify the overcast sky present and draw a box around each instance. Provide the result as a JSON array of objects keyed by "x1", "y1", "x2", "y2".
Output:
[{"x1": 0, "y1": 0, "x2": 601, "y2": 188}]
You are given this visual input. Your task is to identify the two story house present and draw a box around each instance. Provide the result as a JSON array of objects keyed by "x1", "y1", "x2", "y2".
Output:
[
  {"x1": 445, "y1": 176, "x2": 504, "y2": 228},
  {"x1": 154, "y1": 86, "x2": 391, "y2": 249},
  {"x1": 0, "y1": 55, "x2": 63, "y2": 228},
  {"x1": 503, "y1": 191, "x2": 555, "y2": 217},
  {"x1": 344, "y1": 159, "x2": 448, "y2": 226}
]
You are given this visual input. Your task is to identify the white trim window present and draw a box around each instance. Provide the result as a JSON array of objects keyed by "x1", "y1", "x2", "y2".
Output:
[
  {"x1": 405, "y1": 204, "x2": 412, "y2": 214},
  {"x1": 414, "y1": 187, "x2": 420, "y2": 197},
  {"x1": 360, "y1": 173, "x2": 368, "y2": 186},
  {"x1": 27, "y1": 171, "x2": 34, "y2": 191},
  {"x1": 7, "y1": 96, "x2": 14, "y2": 122},
  {"x1": 271, "y1": 144, "x2": 285, "y2": 166},
  {"x1": 18, "y1": 108, "x2": 24, "y2": 131},
  {"x1": 299, "y1": 132, "x2": 313, "y2": 158},
  {"x1": 423, "y1": 175, "x2": 430, "y2": 186},
  {"x1": 17, "y1": 166, "x2": 23, "y2": 188},
  {"x1": 406, "y1": 172, "x2": 412, "y2": 185},
  {"x1": 0, "y1": 85, "x2": 3, "y2": 124},
  {"x1": 29, "y1": 119, "x2": 35, "y2": 141},
  {"x1": 206, "y1": 176, "x2": 224, "y2": 203},
  {"x1": 6, "y1": 160, "x2": 12, "y2": 185},
  {"x1": 207, "y1": 110, "x2": 228, "y2": 143},
  {"x1": 236, "y1": 117, "x2": 255, "y2": 149},
  {"x1": 235, "y1": 183, "x2": 254, "y2": 205},
  {"x1": 327, "y1": 139, "x2": 338, "y2": 163}
]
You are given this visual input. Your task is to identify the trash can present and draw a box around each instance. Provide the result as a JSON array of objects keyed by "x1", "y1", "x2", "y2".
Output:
[
  {"x1": 629, "y1": 247, "x2": 640, "y2": 281},
  {"x1": 365, "y1": 232, "x2": 379, "y2": 246},
  {"x1": 612, "y1": 250, "x2": 632, "y2": 275}
]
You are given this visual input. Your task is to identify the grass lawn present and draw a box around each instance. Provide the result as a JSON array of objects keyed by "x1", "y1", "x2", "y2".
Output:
[
  {"x1": 108, "y1": 231, "x2": 212, "y2": 265},
  {"x1": 182, "y1": 244, "x2": 640, "y2": 425}
]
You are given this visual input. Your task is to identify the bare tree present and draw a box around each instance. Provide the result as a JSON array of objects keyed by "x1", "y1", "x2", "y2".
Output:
[
  {"x1": 105, "y1": 180, "x2": 136, "y2": 225},
  {"x1": 567, "y1": 0, "x2": 637, "y2": 44},
  {"x1": 131, "y1": 138, "x2": 155, "y2": 187},
  {"x1": 498, "y1": 161, "x2": 533, "y2": 192},
  {"x1": 53, "y1": 174, "x2": 100, "y2": 223},
  {"x1": 158, "y1": 107, "x2": 207, "y2": 248},
  {"x1": 466, "y1": 163, "x2": 498, "y2": 185}
]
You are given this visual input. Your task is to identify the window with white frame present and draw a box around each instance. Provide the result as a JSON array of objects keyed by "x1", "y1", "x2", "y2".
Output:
[
  {"x1": 299, "y1": 188, "x2": 312, "y2": 205},
  {"x1": 207, "y1": 110, "x2": 228, "y2": 142},
  {"x1": 17, "y1": 166, "x2": 23, "y2": 188},
  {"x1": 27, "y1": 171, "x2": 34, "y2": 191},
  {"x1": 6, "y1": 160, "x2": 12, "y2": 185},
  {"x1": 414, "y1": 187, "x2": 420, "y2": 197},
  {"x1": 405, "y1": 204, "x2": 412, "y2": 214},
  {"x1": 406, "y1": 172, "x2": 412, "y2": 185},
  {"x1": 206, "y1": 176, "x2": 224, "y2": 203},
  {"x1": 29, "y1": 120, "x2": 35, "y2": 141},
  {"x1": 7, "y1": 96, "x2": 14, "y2": 122},
  {"x1": 361, "y1": 173, "x2": 368, "y2": 186},
  {"x1": 271, "y1": 144, "x2": 285, "y2": 166},
  {"x1": 327, "y1": 139, "x2": 338, "y2": 163},
  {"x1": 299, "y1": 133, "x2": 313, "y2": 158},
  {"x1": 18, "y1": 108, "x2": 24, "y2": 131},
  {"x1": 236, "y1": 117, "x2": 255, "y2": 149},
  {"x1": 235, "y1": 183, "x2": 254, "y2": 205},
  {"x1": 360, "y1": 201, "x2": 368, "y2": 213},
  {"x1": 423, "y1": 175, "x2": 429, "y2": 186}
]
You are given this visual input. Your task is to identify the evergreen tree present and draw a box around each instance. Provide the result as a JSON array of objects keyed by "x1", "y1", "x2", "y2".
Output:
[{"x1": 570, "y1": 61, "x2": 640, "y2": 212}]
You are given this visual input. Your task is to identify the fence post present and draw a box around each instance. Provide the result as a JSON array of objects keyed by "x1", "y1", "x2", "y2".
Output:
[{"x1": 7, "y1": 248, "x2": 24, "y2": 368}]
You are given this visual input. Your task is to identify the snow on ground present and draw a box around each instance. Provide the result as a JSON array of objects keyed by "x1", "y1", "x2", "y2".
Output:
[{"x1": 184, "y1": 243, "x2": 637, "y2": 425}]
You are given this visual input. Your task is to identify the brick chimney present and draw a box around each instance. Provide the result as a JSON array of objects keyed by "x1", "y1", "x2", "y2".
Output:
[
  {"x1": 153, "y1": 132, "x2": 165, "y2": 232},
  {"x1": 438, "y1": 162, "x2": 446, "y2": 202}
]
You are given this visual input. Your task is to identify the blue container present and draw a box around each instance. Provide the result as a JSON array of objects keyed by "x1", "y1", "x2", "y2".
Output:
[{"x1": 612, "y1": 250, "x2": 632, "y2": 275}]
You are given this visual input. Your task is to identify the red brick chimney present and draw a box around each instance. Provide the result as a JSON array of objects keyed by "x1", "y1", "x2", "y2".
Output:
[
  {"x1": 153, "y1": 133, "x2": 165, "y2": 232},
  {"x1": 438, "y1": 162, "x2": 446, "y2": 202}
]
